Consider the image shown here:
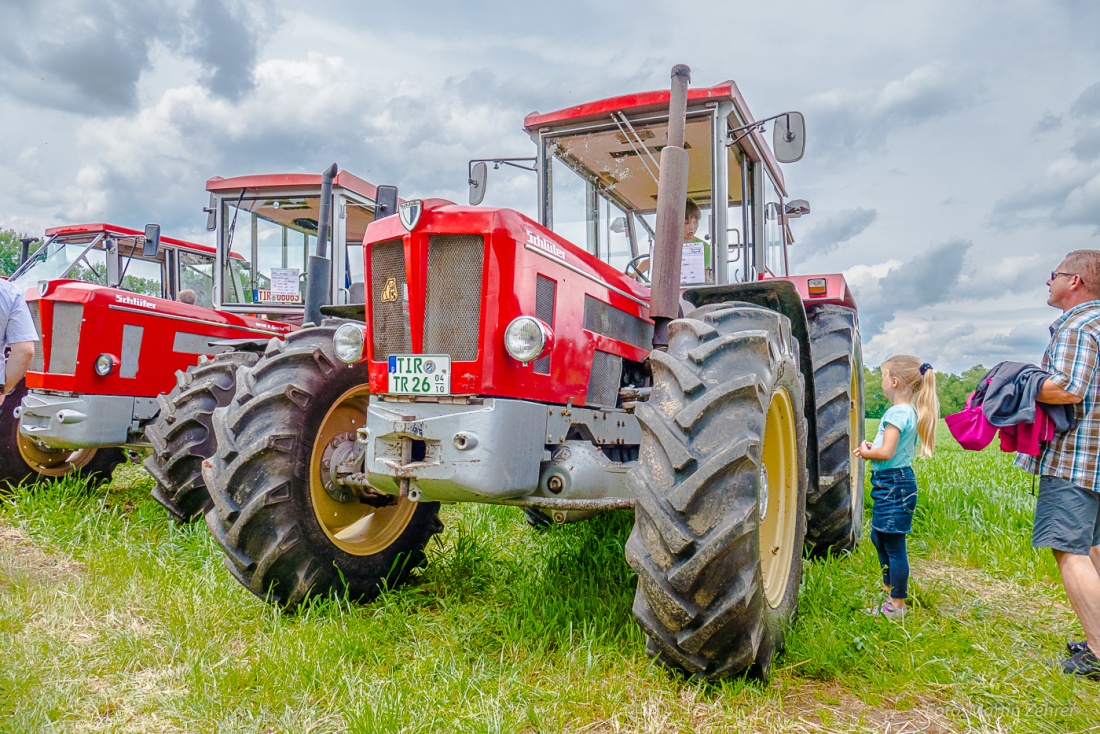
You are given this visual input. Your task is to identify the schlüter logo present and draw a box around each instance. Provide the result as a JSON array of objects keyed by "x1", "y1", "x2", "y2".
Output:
[
  {"x1": 524, "y1": 228, "x2": 567, "y2": 261},
  {"x1": 380, "y1": 277, "x2": 399, "y2": 303},
  {"x1": 115, "y1": 294, "x2": 156, "y2": 309}
]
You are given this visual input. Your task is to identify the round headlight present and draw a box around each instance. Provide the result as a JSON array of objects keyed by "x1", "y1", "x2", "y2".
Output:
[
  {"x1": 504, "y1": 317, "x2": 549, "y2": 364},
  {"x1": 333, "y1": 323, "x2": 366, "y2": 364},
  {"x1": 94, "y1": 354, "x2": 116, "y2": 376}
]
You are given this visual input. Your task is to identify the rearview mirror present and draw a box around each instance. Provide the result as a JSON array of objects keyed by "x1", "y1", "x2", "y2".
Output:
[
  {"x1": 469, "y1": 161, "x2": 487, "y2": 206},
  {"x1": 143, "y1": 224, "x2": 161, "y2": 258},
  {"x1": 609, "y1": 216, "x2": 627, "y2": 234},
  {"x1": 204, "y1": 194, "x2": 217, "y2": 231},
  {"x1": 773, "y1": 112, "x2": 806, "y2": 163},
  {"x1": 375, "y1": 185, "x2": 399, "y2": 219}
]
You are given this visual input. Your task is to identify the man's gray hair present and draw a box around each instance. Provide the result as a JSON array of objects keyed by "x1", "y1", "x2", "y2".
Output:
[{"x1": 1065, "y1": 250, "x2": 1100, "y2": 298}]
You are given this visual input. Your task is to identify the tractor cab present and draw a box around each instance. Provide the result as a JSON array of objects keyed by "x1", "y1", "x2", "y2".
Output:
[
  {"x1": 206, "y1": 170, "x2": 381, "y2": 316},
  {"x1": 9, "y1": 223, "x2": 217, "y2": 305},
  {"x1": 522, "y1": 81, "x2": 805, "y2": 286}
]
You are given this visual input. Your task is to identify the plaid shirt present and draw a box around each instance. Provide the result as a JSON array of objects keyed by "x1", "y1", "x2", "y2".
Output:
[{"x1": 1016, "y1": 300, "x2": 1100, "y2": 491}]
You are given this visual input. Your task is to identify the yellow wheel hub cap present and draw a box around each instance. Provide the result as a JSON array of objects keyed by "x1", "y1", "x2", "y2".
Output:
[
  {"x1": 16, "y1": 433, "x2": 99, "y2": 477},
  {"x1": 309, "y1": 385, "x2": 416, "y2": 556}
]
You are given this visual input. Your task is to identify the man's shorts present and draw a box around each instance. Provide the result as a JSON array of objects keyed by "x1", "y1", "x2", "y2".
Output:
[{"x1": 1033, "y1": 476, "x2": 1100, "y2": 555}]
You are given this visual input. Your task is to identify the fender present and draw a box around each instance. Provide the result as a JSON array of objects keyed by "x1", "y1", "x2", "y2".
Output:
[{"x1": 682, "y1": 279, "x2": 820, "y2": 489}]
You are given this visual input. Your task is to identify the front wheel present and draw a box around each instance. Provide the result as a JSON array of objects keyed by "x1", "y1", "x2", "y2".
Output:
[
  {"x1": 626, "y1": 303, "x2": 808, "y2": 680},
  {"x1": 804, "y1": 304, "x2": 864, "y2": 557},
  {"x1": 203, "y1": 322, "x2": 443, "y2": 609},
  {"x1": 0, "y1": 383, "x2": 124, "y2": 488},
  {"x1": 144, "y1": 351, "x2": 260, "y2": 522}
]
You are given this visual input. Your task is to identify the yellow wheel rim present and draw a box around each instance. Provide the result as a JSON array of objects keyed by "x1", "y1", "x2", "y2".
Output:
[
  {"x1": 849, "y1": 367, "x2": 862, "y2": 510},
  {"x1": 309, "y1": 385, "x2": 416, "y2": 556},
  {"x1": 759, "y1": 386, "x2": 798, "y2": 609},
  {"x1": 16, "y1": 433, "x2": 99, "y2": 477}
]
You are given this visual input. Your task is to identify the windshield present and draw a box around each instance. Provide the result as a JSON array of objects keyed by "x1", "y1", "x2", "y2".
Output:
[
  {"x1": 9, "y1": 234, "x2": 107, "y2": 290},
  {"x1": 545, "y1": 114, "x2": 717, "y2": 283},
  {"x1": 220, "y1": 196, "x2": 320, "y2": 305}
]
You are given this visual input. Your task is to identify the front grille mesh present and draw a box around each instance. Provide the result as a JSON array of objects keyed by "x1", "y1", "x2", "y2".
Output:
[
  {"x1": 583, "y1": 295, "x2": 653, "y2": 350},
  {"x1": 370, "y1": 238, "x2": 411, "y2": 358},
  {"x1": 49, "y1": 302, "x2": 83, "y2": 374},
  {"x1": 424, "y1": 235, "x2": 484, "y2": 361},
  {"x1": 587, "y1": 350, "x2": 622, "y2": 407},
  {"x1": 26, "y1": 301, "x2": 44, "y2": 372},
  {"x1": 533, "y1": 275, "x2": 556, "y2": 374}
]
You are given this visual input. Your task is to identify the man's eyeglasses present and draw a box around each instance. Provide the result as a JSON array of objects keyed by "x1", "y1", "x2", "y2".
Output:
[{"x1": 1051, "y1": 271, "x2": 1080, "y2": 282}]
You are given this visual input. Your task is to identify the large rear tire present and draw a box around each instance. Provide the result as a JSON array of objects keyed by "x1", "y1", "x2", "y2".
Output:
[
  {"x1": 804, "y1": 305, "x2": 864, "y2": 558},
  {"x1": 144, "y1": 351, "x2": 260, "y2": 522},
  {"x1": 0, "y1": 383, "x2": 124, "y2": 488},
  {"x1": 203, "y1": 322, "x2": 443, "y2": 609},
  {"x1": 626, "y1": 303, "x2": 808, "y2": 680}
]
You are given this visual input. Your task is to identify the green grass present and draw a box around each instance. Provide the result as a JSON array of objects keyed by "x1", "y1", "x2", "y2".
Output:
[{"x1": 1, "y1": 423, "x2": 1098, "y2": 733}]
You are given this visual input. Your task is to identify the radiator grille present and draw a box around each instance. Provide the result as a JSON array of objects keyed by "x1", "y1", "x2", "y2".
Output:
[
  {"x1": 587, "y1": 350, "x2": 622, "y2": 407},
  {"x1": 533, "y1": 275, "x2": 556, "y2": 374},
  {"x1": 49, "y1": 302, "x2": 83, "y2": 374},
  {"x1": 370, "y1": 238, "x2": 411, "y2": 358},
  {"x1": 583, "y1": 295, "x2": 653, "y2": 351},
  {"x1": 26, "y1": 301, "x2": 44, "y2": 372},
  {"x1": 424, "y1": 235, "x2": 484, "y2": 361}
]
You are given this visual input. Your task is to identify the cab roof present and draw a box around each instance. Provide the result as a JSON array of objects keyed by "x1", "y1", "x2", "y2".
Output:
[
  {"x1": 43, "y1": 223, "x2": 215, "y2": 255},
  {"x1": 523, "y1": 79, "x2": 787, "y2": 196},
  {"x1": 206, "y1": 170, "x2": 380, "y2": 200}
]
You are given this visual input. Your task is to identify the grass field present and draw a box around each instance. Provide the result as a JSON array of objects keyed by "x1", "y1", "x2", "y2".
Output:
[{"x1": 2, "y1": 421, "x2": 1099, "y2": 733}]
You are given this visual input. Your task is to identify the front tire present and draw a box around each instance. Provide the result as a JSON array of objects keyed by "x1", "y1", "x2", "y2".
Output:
[
  {"x1": 203, "y1": 322, "x2": 443, "y2": 609},
  {"x1": 0, "y1": 383, "x2": 124, "y2": 488},
  {"x1": 144, "y1": 351, "x2": 260, "y2": 522},
  {"x1": 804, "y1": 305, "x2": 864, "y2": 557},
  {"x1": 626, "y1": 303, "x2": 808, "y2": 680}
]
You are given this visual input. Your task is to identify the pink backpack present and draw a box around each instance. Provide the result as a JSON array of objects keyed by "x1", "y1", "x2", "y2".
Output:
[{"x1": 945, "y1": 392, "x2": 997, "y2": 450}]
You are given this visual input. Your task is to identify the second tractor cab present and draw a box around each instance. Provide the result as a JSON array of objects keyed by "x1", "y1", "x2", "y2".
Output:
[{"x1": 201, "y1": 69, "x2": 864, "y2": 682}]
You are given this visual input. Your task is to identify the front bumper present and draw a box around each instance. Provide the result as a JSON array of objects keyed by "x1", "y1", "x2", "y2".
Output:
[
  {"x1": 365, "y1": 398, "x2": 548, "y2": 502},
  {"x1": 19, "y1": 392, "x2": 158, "y2": 449}
]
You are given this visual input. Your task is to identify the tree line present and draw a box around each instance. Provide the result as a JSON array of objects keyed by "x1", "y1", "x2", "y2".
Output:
[
  {"x1": 0, "y1": 229, "x2": 42, "y2": 277},
  {"x1": 864, "y1": 363, "x2": 990, "y2": 419}
]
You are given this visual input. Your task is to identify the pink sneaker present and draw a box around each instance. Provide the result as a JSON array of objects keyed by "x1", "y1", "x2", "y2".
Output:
[{"x1": 864, "y1": 600, "x2": 907, "y2": 619}]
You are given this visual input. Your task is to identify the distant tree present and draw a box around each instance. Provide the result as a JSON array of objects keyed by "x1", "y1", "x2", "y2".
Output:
[
  {"x1": 864, "y1": 365, "x2": 889, "y2": 419},
  {"x1": 0, "y1": 229, "x2": 42, "y2": 278},
  {"x1": 863, "y1": 362, "x2": 989, "y2": 418}
]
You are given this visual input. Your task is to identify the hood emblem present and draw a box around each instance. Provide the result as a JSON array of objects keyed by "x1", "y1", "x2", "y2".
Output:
[
  {"x1": 399, "y1": 200, "x2": 422, "y2": 231},
  {"x1": 381, "y1": 277, "x2": 399, "y2": 303}
]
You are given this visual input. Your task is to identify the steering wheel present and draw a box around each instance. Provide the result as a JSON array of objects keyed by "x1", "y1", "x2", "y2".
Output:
[{"x1": 625, "y1": 253, "x2": 651, "y2": 284}]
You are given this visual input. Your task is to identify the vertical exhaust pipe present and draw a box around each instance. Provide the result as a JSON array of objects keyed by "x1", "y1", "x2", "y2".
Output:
[
  {"x1": 649, "y1": 65, "x2": 691, "y2": 350},
  {"x1": 305, "y1": 163, "x2": 338, "y2": 326}
]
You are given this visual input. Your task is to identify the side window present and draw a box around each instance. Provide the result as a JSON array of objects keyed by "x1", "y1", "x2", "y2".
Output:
[
  {"x1": 119, "y1": 257, "x2": 164, "y2": 298},
  {"x1": 763, "y1": 180, "x2": 785, "y2": 277},
  {"x1": 179, "y1": 251, "x2": 215, "y2": 308}
]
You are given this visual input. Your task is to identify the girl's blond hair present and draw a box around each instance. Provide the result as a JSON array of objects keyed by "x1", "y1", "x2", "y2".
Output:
[{"x1": 882, "y1": 354, "x2": 938, "y2": 458}]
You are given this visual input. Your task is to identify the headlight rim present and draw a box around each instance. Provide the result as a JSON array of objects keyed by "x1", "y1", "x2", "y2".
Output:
[
  {"x1": 503, "y1": 316, "x2": 551, "y2": 365},
  {"x1": 332, "y1": 322, "x2": 367, "y2": 364}
]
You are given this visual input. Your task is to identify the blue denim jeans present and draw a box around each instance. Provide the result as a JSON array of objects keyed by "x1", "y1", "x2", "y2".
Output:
[
  {"x1": 870, "y1": 466, "x2": 918, "y2": 535},
  {"x1": 870, "y1": 528, "x2": 909, "y2": 599}
]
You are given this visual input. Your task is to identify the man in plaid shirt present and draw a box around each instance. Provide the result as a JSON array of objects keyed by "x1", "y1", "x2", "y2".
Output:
[{"x1": 1018, "y1": 250, "x2": 1100, "y2": 680}]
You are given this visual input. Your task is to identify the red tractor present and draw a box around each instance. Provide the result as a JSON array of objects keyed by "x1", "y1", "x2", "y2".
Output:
[
  {"x1": 202, "y1": 67, "x2": 864, "y2": 680},
  {"x1": 3, "y1": 170, "x2": 386, "y2": 522}
]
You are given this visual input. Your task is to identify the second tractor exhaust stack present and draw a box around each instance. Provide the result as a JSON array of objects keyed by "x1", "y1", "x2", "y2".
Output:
[{"x1": 649, "y1": 64, "x2": 691, "y2": 350}]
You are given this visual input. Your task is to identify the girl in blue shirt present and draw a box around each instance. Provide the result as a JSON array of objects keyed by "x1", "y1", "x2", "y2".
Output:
[{"x1": 854, "y1": 355, "x2": 939, "y2": 618}]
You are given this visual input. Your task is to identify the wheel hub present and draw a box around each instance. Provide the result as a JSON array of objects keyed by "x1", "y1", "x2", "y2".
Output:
[{"x1": 320, "y1": 432, "x2": 358, "y2": 503}]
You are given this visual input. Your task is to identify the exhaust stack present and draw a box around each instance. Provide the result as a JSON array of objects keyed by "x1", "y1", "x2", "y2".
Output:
[
  {"x1": 305, "y1": 163, "x2": 338, "y2": 326},
  {"x1": 649, "y1": 65, "x2": 691, "y2": 349}
]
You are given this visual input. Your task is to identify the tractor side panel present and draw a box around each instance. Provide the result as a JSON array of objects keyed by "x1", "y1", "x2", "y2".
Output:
[{"x1": 24, "y1": 281, "x2": 294, "y2": 398}]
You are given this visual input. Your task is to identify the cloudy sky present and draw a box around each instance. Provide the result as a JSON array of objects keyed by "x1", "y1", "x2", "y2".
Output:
[{"x1": 2, "y1": 0, "x2": 1098, "y2": 373}]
